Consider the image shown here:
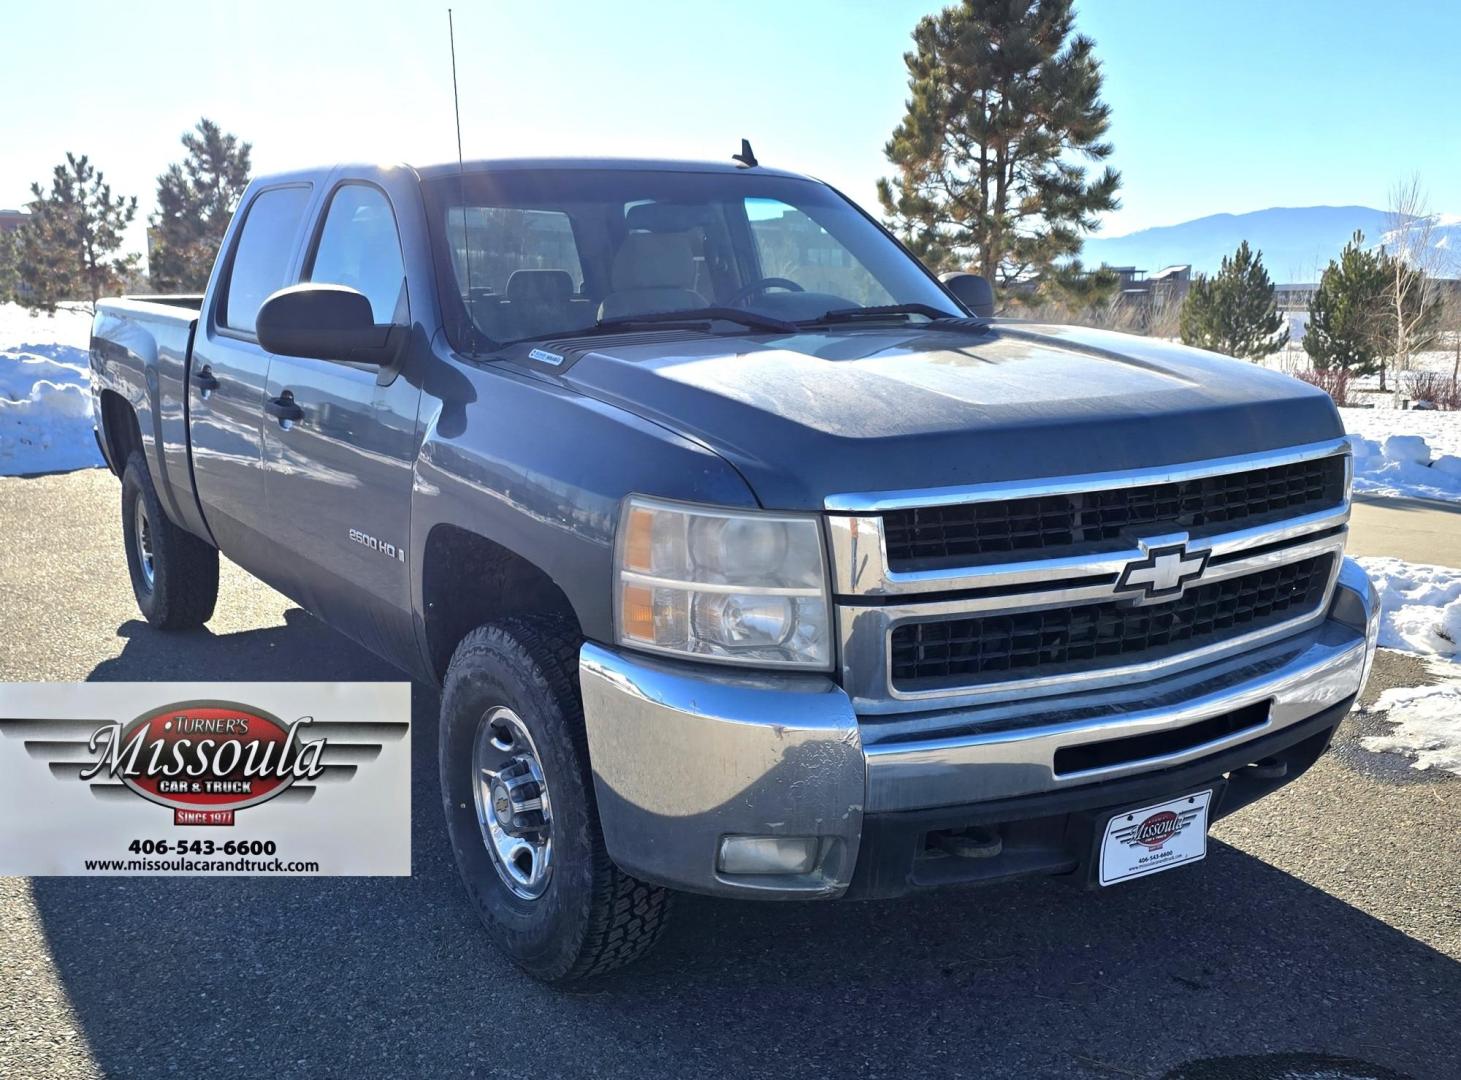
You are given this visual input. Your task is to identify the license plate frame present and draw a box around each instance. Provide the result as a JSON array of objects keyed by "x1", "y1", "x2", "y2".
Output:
[{"x1": 1098, "y1": 789, "x2": 1213, "y2": 887}]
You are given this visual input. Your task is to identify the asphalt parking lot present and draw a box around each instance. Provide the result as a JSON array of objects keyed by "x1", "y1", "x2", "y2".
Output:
[{"x1": 1, "y1": 469, "x2": 1457, "y2": 1080}]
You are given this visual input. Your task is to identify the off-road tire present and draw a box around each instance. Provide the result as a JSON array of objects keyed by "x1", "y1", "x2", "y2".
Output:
[
  {"x1": 440, "y1": 617, "x2": 672, "y2": 983},
  {"x1": 121, "y1": 451, "x2": 219, "y2": 629}
]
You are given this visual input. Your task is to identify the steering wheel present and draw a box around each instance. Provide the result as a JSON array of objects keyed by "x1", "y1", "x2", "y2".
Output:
[{"x1": 725, "y1": 277, "x2": 805, "y2": 306}]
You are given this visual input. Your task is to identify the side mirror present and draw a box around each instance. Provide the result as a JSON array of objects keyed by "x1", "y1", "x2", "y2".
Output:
[
  {"x1": 255, "y1": 283, "x2": 399, "y2": 366},
  {"x1": 939, "y1": 272, "x2": 996, "y2": 318}
]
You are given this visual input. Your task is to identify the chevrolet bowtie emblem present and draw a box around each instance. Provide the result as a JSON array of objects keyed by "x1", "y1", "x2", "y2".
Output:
[{"x1": 1116, "y1": 535, "x2": 1209, "y2": 604}]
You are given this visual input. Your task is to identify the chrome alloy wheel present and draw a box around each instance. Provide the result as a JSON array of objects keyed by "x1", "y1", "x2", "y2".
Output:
[
  {"x1": 471, "y1": 706, "x2": 553, "y2": 900},
  {"x1": 133, "y1": 498, "x2": 156, "y2": 591}
]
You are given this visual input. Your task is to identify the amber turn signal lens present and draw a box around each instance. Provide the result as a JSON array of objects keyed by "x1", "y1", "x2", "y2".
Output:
[
  {"x1": 620, "y1": 582, "x2": 655, "y2": 641},
  {"x1": 623, "y1": 506, "x2": 655, "y2": 573}
]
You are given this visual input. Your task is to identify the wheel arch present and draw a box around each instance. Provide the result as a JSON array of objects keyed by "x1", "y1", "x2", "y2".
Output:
[
  {"x1": 97, "y1": 389, "x2": 144, "y2": 477},
  {"x1": 419, "y1": 523, "x2": 582, "y2": 684}
]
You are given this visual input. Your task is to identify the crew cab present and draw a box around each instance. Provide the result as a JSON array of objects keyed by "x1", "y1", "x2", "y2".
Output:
[{"x1": 90, "y1": 155, "x2": 1379, "y2": 982}]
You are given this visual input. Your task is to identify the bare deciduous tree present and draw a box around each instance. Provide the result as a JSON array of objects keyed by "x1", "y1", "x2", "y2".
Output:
[{"x1": 1382, "y1": 175, "x2": 1449, "y2": 397}]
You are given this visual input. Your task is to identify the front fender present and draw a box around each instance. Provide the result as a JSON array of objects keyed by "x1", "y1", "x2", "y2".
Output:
[{"x1": 408, "y1": 348, "x2": 758, "y2": 657}]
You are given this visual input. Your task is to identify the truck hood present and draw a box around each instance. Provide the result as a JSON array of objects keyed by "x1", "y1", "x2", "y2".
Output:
[{"x1": 555, "y1": 322, "x2": 1343, "y2": 510}]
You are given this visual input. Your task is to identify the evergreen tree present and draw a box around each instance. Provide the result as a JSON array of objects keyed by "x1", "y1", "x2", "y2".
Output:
[
  {"x1": 1179, "y1": 241, "x2": 1288, "y2": 361},
  {"x1": 1304, "y1": 231, "x2": 1387, "y2": 375},
  {"x1": 0, "y1": 228, "x2": 18, "y2": 304},
  {"x1": 1030, "y1": 260, "x2": 1120, "y2": 318},
  {"x1": 150, "y1": 118, "x2": 252, "y2": 292},
  {"x1": 877, "y1": 0, "x2": 1121, "y2": 283},
  {"x1": 16, "y1": 153, "x2": 138, "y2": 313}
]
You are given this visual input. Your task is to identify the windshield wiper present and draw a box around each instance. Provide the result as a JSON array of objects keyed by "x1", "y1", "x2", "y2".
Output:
[
  {"x1": 797, "y1": 303, "x2": 961, "y2": 326},
  {"x1": 594, "y1": 307, "x2": 797, "y2": 334},
  {"x1": 502, "y1": 307, "x2": 796, "y2": 349}
]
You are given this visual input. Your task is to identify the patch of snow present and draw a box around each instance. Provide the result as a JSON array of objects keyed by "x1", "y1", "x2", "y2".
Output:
[
  {"x1": 1381, "y1": 434, "x2": 1430, "y2": 465},
  {"x1": 0, "y1": 302, "x2": 104, "y2": 476},
  {"x1": 1283, "y1": 311, "x2": 1307, "y2": 344},
  {"x1": 1339, "y1": 407, "x2": 1461, "y2": 504},
  {"x1": 1353, "y1": 559, "x2": 1461, "y2": 776},
  {"x1": 1360, "y1": 658, "x2": 1461, "y2": 775},
  {"x1": 1354, "y1": 557, "x2": 1461, "y2": 657}
]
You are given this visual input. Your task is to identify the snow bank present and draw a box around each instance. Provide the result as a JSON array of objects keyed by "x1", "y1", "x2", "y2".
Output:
[
  {"x1": 1340, "y1": 407, "x2": 1461, "y2": 504},
  {"x1": 1354, "y1": 557, "x2": 1461, "y2": 657},
  {"x1": 1351, "y1": 560, "x2": 1461, "y2": 776},
  {"x1": 0, "y1": 303, "x2": 104, "y2": 476},
  {"x1": 1360, "y1": 658, "x2": 1461, "y2": 776}
]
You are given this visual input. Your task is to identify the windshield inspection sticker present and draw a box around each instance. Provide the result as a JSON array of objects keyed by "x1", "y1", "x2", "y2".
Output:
[{"x1": 0, "y1": 682, "x2": 410, "y2": 876}]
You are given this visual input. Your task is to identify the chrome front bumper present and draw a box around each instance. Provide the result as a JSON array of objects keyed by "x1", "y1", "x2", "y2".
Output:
[{"x1": 580, "y1": 557, "x2": 1379, "y2": 899}]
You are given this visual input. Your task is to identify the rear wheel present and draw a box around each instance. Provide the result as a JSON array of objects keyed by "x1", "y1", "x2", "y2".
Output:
[
  {"x1": 440, "y1": 618, "x2": 671, "y2": 983},
  {"x1": 121, "y1": 452, "x2": 219, "y2": 629}
]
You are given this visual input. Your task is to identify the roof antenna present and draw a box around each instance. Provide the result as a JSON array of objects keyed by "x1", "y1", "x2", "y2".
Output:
[
  {"x1": 448, "y1": 9, "x2": 476, "y2": 337},
  {"x1": 732, "y1": 138, "x2": 758, "y2": 168}
]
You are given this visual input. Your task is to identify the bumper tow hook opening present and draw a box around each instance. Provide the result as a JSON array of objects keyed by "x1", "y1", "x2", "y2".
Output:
[
  {"x1": 1242, "y1": 757, "x2": 1288, "y2": 781},
  {"x1": 932, "y1": 827, "x2": 1003, "y2": 860}
]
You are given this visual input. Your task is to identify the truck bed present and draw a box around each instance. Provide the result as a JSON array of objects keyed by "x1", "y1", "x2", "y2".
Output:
[
  {"x1": 125, "y1": 293, "x2": 206, "y2": 312},
  {"x1": 91, "y1": 295, "x2": 211, "y2": 541}
]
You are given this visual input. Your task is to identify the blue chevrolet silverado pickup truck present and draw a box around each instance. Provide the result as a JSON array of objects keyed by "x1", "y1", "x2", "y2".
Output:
[{"x1": 90, "y1": 155, "x2": 1379, "y2": 983}]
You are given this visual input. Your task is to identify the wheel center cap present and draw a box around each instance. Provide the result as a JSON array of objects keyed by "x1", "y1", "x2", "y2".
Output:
[{"x1": 491, "y1": 783, "x2": 513, "y2": 826}]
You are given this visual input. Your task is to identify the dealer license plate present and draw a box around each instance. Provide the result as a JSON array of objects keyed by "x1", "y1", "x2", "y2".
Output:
[{"x1": 1098, "y1": 789, "x2": 1213, "y2": 887}]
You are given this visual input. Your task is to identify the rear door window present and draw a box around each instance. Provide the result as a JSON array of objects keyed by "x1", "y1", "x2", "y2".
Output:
[{"x1": 222, "y1": 185, "x2": 312, "y2": 333}]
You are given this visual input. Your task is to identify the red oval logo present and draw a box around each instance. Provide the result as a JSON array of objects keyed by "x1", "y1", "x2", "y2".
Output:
[
  {"x1": 87, "y1": 701, "x2": 326, "y2": 813},
  {"x1": 1132, "y1": 810, "x2": 1180, "y2": 849}
]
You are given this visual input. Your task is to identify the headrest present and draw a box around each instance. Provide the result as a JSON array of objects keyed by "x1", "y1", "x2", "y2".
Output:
[
  {"x1": 611, "y1": 233, "x2": 696, "y2": 291},
  {"x1": 506, "y1": 269, "x2": 574, "y2": 303},
  {"x1": 624, "y1": 202, "x2": 703, "y2": 233}
]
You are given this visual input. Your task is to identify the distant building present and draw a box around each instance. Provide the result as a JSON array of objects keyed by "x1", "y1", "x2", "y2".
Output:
[
  {"x1": 1274, "y1": 283, "x2": 1317, "y2": 313},
  {"x1": 1111, "y1": 264, "x2": 1191, "y2": 329}
]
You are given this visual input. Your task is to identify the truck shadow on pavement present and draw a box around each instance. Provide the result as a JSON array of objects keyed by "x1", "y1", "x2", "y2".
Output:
[
  {"x1": 22, "y1": 609, "x2": 1457, "y2": 1080},
  {"x1": 87, "y1": 611, "x2": 402, "y2": 683}
]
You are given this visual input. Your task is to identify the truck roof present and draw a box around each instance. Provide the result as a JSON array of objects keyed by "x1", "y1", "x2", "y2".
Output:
[
  {"x1": 413, "y1": 156, "x2": 815, "y2": 182},
  {"x1": 240, "y1": 156, "x2": 821, "y2": 194}
]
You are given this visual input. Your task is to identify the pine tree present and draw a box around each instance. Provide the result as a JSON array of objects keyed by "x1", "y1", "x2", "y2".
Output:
[
  {"x1": 16, "y1": 153, "x2": 138, "y2": 313},
  {"x1": 150, "y1": 118, "x2": 252, "y2": 292},
  {"x1": 1032, "y1": 260, "x2": 1120, "y2": 319},
  {"x1": 877, "y1": 0, "x2": 1121, "y2": 283},
  {"x1": 1179, "y1": 241, "x2": 1288, "y2": 361},
  {"x1": 0, "y1": 229, "x2": 18, "y2": 304},
  {"x1": 1304, "y1": 231, "x2": 1387, "y2": 375}
]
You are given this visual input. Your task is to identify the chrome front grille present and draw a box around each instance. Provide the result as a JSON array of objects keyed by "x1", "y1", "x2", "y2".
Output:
[
  {"x1": 881, "y1": 455, "x2": 1346, "y2": 568},
  {"x1": 890, "y1": 553, "x2": 1335, "y2": 689},
  {"x1": 826, "y1": 440, "x2": 1353, "y2": 714}
]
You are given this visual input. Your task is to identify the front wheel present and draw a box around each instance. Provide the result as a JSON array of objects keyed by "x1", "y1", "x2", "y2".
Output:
[
  {"x1": 121, "y1": 452, "x2": 219, "y2": 629},
  {"x1": 439, "y1": 618, "x2": 672, "y2": 983}
]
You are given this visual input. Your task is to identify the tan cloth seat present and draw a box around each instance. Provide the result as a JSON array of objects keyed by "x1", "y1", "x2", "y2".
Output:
[{"x1": 597, "y1": 233, "x2": 704, "y2": 320}]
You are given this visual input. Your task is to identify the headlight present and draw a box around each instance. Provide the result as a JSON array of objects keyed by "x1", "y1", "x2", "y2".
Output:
[{"x1": 614, "y1": 496, "x2": 832, "y2": 670}]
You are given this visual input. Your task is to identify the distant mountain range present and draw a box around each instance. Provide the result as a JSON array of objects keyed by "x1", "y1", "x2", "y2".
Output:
[{"x1": 1079, "y1": 205, "x2": 1458, "y2": 282}]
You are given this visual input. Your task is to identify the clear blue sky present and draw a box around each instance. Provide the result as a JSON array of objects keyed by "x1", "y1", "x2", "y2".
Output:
[{"x1": 3, "y1": 0, "x2": 1459, "y2": 257}]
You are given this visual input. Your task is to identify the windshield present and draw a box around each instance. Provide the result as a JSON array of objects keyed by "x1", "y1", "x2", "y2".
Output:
[{"x1": 422, "y1": 168, "x2": 959, "y2": 349}]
